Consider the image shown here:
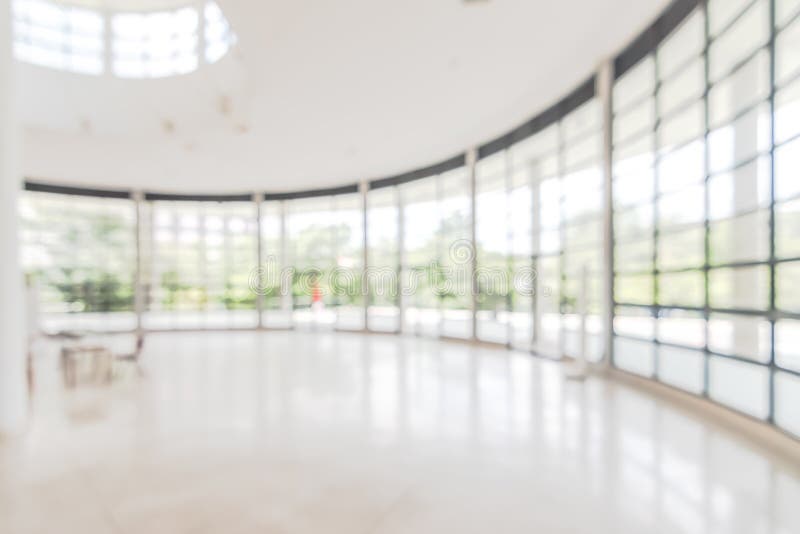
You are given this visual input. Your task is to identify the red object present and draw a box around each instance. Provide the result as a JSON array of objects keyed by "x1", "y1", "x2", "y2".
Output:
[{"x1": 311, "y1": 283, "x2": 322, "y2": 303}]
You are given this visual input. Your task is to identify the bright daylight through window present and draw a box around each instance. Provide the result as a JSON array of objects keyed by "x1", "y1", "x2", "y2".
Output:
[
  {"x1": 11, "y1": 0, "x2": 235, "y2": 77},
  {"x1": 15, "y1": 0, "x2": 800, "y2": 441}
]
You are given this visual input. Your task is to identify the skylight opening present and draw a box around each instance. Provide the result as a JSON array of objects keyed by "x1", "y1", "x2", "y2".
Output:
[
  {"x1": 112, "y1": 8, "x2": 199, "y2": 78},
  {"x1": 11, "y1": 0, "x2": 236, "y2": 78},
  {"x1": 13, "y1": 0, "x2": 104, "y2": 75}
]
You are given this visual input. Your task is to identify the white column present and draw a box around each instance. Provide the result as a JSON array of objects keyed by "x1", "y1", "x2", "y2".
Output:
[
  {"x1": 397, "y1": 185, "x2": 406, "y2": 334},
  {"x1": 467, "y1": 147, "x2": 478, "y2": 341},
  {"x1": 530, "y1": 161, "x2": 541, "y2": 347},
  {"x1": 279, "y1": 200, "x2": 292, "y2": 326},
  {"x1": 253, "y1": 192, "x2": 264, "y2": 329},
  {"x1": 360, "y1": 181, "x2": 369, "y2": 331},
  {"x1": 0, "y1": 1, "x2": 28, "y2": 434},
  {"x1": 597, "y1": 58, "x2": 615, "y2": 367},
  {"x1": 133, "y1": 190, "x2": 145, "y2": 334}
]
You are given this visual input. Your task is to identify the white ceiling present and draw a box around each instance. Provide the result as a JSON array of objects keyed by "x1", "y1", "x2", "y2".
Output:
[{"x1": 18, "y1": 0, "x2": 671, "y2": 193}]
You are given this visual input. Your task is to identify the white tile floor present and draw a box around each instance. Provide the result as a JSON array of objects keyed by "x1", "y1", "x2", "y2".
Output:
[{"x1": 1, "y1": 331, "x2": 799, "y2": 533}]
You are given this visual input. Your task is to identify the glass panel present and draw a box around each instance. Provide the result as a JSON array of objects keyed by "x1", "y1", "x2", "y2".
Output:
[
  {"x1": 564, "y1": 133, "x2": 601, "y2": 171},
  {"x1": 708, "y1": 50, "x2": 770, "y2": 129},
  {"x1": 775, "y1": 372, "x2": 800, "y2": 437},
  {"x1": 708, "y1": 313, "x2": 771, "y2": 362},
  {"x1": 776, "y1": 261, "x2": 800, "y2": 312},
  {"x1": 333, "y1": 194, "x2": 365, "y2": 331},
  {"x1": 615, "y1": 274, "x2": 654, "y2": 305},
  {"x1": 775, "y1": 319, "x2": 800, "y2": 372},
  {"x1": 367, "y1": 187, "x2": 400, "y2": 332},
  {"x1": 614, "y1": 98, "x2": 655, "y2": 143},
  {"x1": 709, "y1": 210, "x2": 770, "y2": 265},
  {"x1": 12, "y1": 0, "x2": 104, "y2": 75},
  {"x1": 614, "y1": 306, "x2": 655, "y2": 340},
  {"x1": 616, "y1": 238, "x2": 654, "y2": 273},
  {"x1": 205, "y1": 1, "x2": 235, "y2": 64},
  {"x1": 613, "y1": 135, "x2": 655, "y2": 208},
  {"x1": 509, "y1": 169, "x2": 533, "y2": 348},
  {"x1": 658, "y1": 346, "x2": 705, "y2": 394},
  {"x1": 708, "y1": 104, "x2": 771, "y2": 173},
  {"x1": 285, "y1": 197, "x2": 337, "y2": 329},
  {"x1": 708, "y1": 0, "x2": 770, "y2": 83},
  {"x1": 776, "y1": 13, "x2": 800, "y2": 85},
  {"x1": 658, "y1": 101, "x2": 704, "y2": 152},
  {"x1": 562, "y1": 168, "x2": 602, "y2": 219},
  {"x1": 709, "y1": 356, "x2": 770, "y2": 419},
  {"x1": 775, "y1": 136, "x2": 800, "y2": 201},
  {"x1": 402, "y1": 179, "x2": 440, "y2": 337},
  {"x1": 91, "y1": 2, "x2": 236, "y2": 78},
  {"x1": 260, "y1": 201, "x2": 291, "y2": 328},
  {"x1": 476, "y1": 153, "x2": 510, "y2": 344},
  {"x1": 536, "y1": 256, "x2": 561, "y2": 356},
  {"x1": 658, "y1": 271, "x2": 705, "y2": 308},
  {"x1": 614, "y1": 57, "x2": 656, "y2": 112},
  {"x1": 614, "y1": 337, "x2": 656, "y2": 377},
  {"x1": 777, "y1": 0, "x2": 800, "y2": 27},
  {"x1": 657, "y1": 140, "x2": 704, "y2": 194},
  {"x1": 708, "y1": 157, "x2": 771, "y2": 219},
  {"x1": 658, "y1": 227, "x2": 705, "y2": 271},
  {"x1": 775, "y1": 77, "x2": 800, "y2": 144},
  {"x1": 658, "y1": 309, "x2": 705, "y2": 349},
  {"x1": 614, "y1": 173, "x2": 655, "y2": 209},
  {"x1": 709, "y1": 265, "x2": 770, "y2": 310},
  {"x1": 536, "y1": 176, "x2": 561, "y2": 230},
  {"x1": 708, "y1": 0, "x2": 758, "y2": 37},
  {"x1": 658, "y1": 185, "x2": 705, "y2": 230},
  {"x1": 658, "y1": 10, "x2": 705, "y2": 78},
  {"x1": 143, "y1": 201, "x2": 258, "y2": 330},
  {"x1": 439, "y1": 168, "x2": 473, "y2": 340},
  {"x1": 776, "y1": 198, "x2": 800, "y2": 258},
  {"x1": 658, "y1": 59, "x2": 705, "y2": 117},
  {"x1": 20, "y1": 192, "x2": 136, "y2": 333},
  {"x1": 614, "y1": 204, "x2": 653, "y2": 242}
]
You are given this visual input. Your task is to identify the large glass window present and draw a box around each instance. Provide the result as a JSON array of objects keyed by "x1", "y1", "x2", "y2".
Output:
[
  {"x1": 401, "y1": 179, "x2": 440, "y2": 337},
  {"x1": 284, "y1": 196, "x2": 364, "y2": 331},
  {"x1": 142, "y1": 200, "x2": 258, "y2": 330},
  {"x1": 611, "y1": 0, "x2": 800, "y2": 438},
  {"x1": 561, "y1": 99, "x2": 604, "y2": 362},
  {"x1": 366, "y1": 187, "x2": 400, "y2": 332},
  {"x1": 530, "y1": 127, "x2": 562, "y2": 358},
  {"x1": 12, "y1": 0, "x2": 104, "y2": 75},
  {"x1": 112, "y1": 7, "x2": 199, "y2": 78},
  {"x1": 475, "y1": 153, "x2": 511, "y2": 344},
  {"x1": 20, "y1": 192, "x2": 136, "y2": 333},
  {"x1": 12, "y1": 0, "x2": 235, "y2": 77},
  {"x1": 260, "y1": 200, "x2": 291, "y2": 328},
  {"x1": 438, "y1": 168, "x2": 473, "y2": 340},
  {"x1": 332, "y1": 194, "x2": 366, "y2": 331},
  {"x1": 204, "y1": 1, "x2": 236, "y2": 63},
  {"x1": 15, "y1": 0, "x2": 800, "y2": 443}
]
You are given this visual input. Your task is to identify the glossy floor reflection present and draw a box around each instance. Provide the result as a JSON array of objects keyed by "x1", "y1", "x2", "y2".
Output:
[{"x1": 1, "y1": 331, "x2": 799, "y2": 533}]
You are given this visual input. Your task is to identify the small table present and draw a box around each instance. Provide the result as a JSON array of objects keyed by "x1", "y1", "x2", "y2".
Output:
[{"x1": 61, "y1": 345, "x2": 113, "y2": 388}]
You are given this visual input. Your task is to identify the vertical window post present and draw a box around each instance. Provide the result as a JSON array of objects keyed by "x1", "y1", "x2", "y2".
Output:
[
  {"x1": 467, "y1": 147, "x2": 479, "y2": 341},
  {"x1": 133, "y1": 190, "x2": 145, "y2": 335},
  {"x1": 253, "y1": 192, "x2": 264, "y2": 330},
  {"x1": 598, "y1": 59, "x2": 615, "y2": 367}
]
